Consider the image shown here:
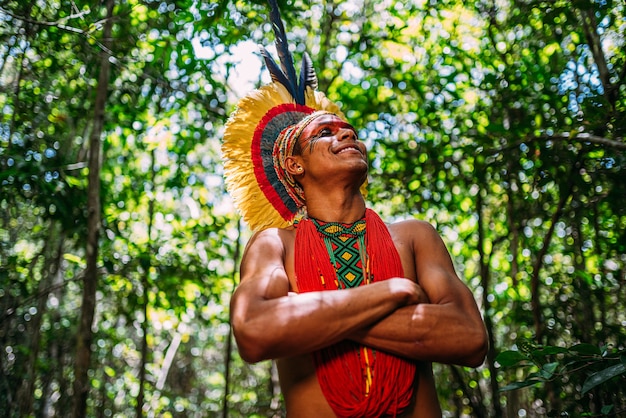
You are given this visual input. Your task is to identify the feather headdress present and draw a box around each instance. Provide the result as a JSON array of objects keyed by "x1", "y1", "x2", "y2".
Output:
[{"x1": 222, "y1": 0, "x2": 345, "y2": 231}]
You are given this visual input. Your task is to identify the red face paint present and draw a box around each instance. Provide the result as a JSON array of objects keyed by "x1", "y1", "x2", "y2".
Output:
[{"x1": 298, "y1": 115, "x2": 358, "y2": 153}]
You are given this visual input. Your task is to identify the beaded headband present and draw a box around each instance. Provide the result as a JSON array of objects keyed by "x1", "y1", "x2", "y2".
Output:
[{"x1": 272, "y1": 110, "x2": 333, "y2": 210}]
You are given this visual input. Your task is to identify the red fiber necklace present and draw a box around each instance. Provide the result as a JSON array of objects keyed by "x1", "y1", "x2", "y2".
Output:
[{"x1": 295, "y1": 209, "x2": 416, "y2": 417}]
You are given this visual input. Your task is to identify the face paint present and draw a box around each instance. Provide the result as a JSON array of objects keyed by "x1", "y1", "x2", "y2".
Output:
[{"x1": 298, "y1": 119, "x2": 358, "y2": 154}]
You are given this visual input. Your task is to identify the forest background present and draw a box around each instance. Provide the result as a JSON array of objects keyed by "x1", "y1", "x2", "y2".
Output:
[{"x1": 1, "y1": 0, "x2": 625, "y2": 417}]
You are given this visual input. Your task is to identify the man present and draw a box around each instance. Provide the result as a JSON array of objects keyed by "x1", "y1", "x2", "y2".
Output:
[
  {"x1": 222, "y1": 3, "x2": 487, "y2": 415},
  {"x1": 227, "y1": 112, "x2": 488, "y2": 417}
]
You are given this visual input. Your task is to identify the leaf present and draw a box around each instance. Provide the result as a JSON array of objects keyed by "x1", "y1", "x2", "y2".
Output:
[
  {"x1": 104, "y1": 366, "x2": 116, "y2": 377},
  {"x1": 569, "y1": 343, "x2": 601, "y2": 356},
  {"x1": 581, "y1": 363, "x2": 626, "y2": 394},
  {"x1": 539, "y1": 362, "x2": 559, "y2": 379},
  {"x1": 526, "y1": 371, "x2": 545, "y2": 380},
  {"x1": 500, "y1": 379, "x2": 543, "y2": 392},
  {"x1": 601, "y1": 405, "x2": 614, "y2": 414},
  {"x1": 574, "y1": 270, "x2": 594, "y2": 286},
  {"x1": 63, "y1": 253, "x2": 85, "y2": 266},
  {"x1": 496, "y1": 350, "x2": 529, "y2": 367}
]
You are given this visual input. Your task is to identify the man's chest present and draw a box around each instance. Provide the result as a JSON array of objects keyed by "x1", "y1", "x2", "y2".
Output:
[{"x1": 284, "y1": 232, "x2": 418, "y2": 292}]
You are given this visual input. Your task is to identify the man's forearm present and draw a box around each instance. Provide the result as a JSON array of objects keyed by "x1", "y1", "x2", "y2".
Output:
[
  {"x1": 349, "y1": 302, "x2": 488, "y2": 367},
  {"x1": 232, "y1": 278, "x2": 420, "y2": 362}
]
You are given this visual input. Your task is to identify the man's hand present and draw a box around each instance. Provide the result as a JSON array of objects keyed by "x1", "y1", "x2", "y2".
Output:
[{"x1": 385, "y1": 277, "x2": 430, "y2": 306}]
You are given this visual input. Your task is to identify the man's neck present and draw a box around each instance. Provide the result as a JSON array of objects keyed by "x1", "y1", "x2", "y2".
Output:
[{"x1": 304, "y1": 189, "x2": 366, "y2": 224}]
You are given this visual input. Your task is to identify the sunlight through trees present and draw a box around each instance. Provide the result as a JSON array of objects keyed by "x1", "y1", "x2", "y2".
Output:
[{"x1": 1, "y1": 0, "x2": 624, "y2": 416}]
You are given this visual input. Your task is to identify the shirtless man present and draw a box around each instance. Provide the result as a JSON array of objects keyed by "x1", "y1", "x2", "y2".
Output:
[{"x1": 229, "y1": 113, "x2": 488, "y2": 417}]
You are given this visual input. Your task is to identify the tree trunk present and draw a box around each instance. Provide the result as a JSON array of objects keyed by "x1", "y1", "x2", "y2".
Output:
[
  {"x1": 148, "y1": 332, "x2": 183, "y2": 417},
  {"x1": 578, "y1": 8, "x2": 618, "y2": 108},
  {"x1": 269, "y1": 361, "x2": 282, "y2": 415},
  {"x1": 449, "y1": 366, "x2": 487, "y2": 417},
  {"x1": 6, "y1": 2, "x2": 34, "y2": 153},
  {"x1": 529, "y1": 162, "x2": 576, "y2": 343},
  {"x1": 137, "y1": 150, "x2": 157, "y2": 417},
  {"x1": 45, "y1": 264, "x2": 72, "y2": 415},
  {"x1": 476, "y1": 188, "x2": 502, "y2": 418},
  {"x1": 71, "y1": 0, "x2": 115, "y2": 416},
  {"x1": 18, "y1": 226, "x2": 65, "y2": 416},
  {"x1": 136, "y1": 286, "x2": 149, "y2": 417},
  {"x1": 506, "y1": 160, "x2": 520, "y2": 287},
  {"x1": 223, "y1": 219, "x2": 242, "y2": 418}
]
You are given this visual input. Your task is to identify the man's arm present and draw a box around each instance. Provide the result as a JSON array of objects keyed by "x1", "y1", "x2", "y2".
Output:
[
  {"x1": 349, "y1": 220, "x2": 488, "y2": 367},
  {"x1": 230, "y1": 227, "x2": 422, "y2": 363}
]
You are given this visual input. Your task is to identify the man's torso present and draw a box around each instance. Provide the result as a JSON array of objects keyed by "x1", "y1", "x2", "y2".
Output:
[{"x1": 273, "y1": 220, "x2": 443, "y2": 417}]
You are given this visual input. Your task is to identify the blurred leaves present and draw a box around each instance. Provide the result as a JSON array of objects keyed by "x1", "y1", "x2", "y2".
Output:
[
  {"x1": 1, "y1": 0, "x2": 625, "y2": 416},
  {"x1": 497, "y1": 344, "x2": 626, "y2": 412}
]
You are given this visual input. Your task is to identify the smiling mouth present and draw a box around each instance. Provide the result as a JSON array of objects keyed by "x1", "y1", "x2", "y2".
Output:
[{"x1": 336, "y1": 146, "x2": 362, "y2": 154}]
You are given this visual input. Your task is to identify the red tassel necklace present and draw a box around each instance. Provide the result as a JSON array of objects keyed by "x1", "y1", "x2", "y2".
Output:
[{"x1": 295, "y1": 209, "x2": 416, "y2": 417}]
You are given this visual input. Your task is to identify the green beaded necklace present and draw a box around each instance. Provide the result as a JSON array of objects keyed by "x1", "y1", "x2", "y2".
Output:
[{"x1": 310, "y1": 217, "x2": 370, "y2": 289}]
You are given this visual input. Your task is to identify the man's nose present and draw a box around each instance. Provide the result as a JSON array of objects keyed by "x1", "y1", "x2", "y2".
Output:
[{"x1": 338, "y1": 128, "x2": 357, "y2": 142}]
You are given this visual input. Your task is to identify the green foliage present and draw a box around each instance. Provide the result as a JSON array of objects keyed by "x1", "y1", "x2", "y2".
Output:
[
  {"x1": 1, "y1": 0, "x2": 625, "y2": 416},
  {"x1": 497, "y1": 343, "x2": 626, "y2": 416}
]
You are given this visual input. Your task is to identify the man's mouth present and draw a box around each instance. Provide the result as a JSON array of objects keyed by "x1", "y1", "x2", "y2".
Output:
[{"x1": 336, "y1": 145, "x2": 362, "y2": 155}]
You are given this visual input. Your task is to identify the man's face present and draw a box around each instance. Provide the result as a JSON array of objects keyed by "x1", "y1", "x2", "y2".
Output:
[
  {"x1": 294, "y1": 114, "x2": 368, "y2": 179},
  {"x1": 297, "y1": 114, "x2": 366, "y2": 158}
]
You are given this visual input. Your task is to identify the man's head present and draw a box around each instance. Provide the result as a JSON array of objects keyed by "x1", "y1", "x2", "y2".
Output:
[
  {"x1": 222, "y1": 82, "x2": 349, "y2": 230},
  {"x1": 272, "y1": 112, "x2": 367, "y2": 206}
]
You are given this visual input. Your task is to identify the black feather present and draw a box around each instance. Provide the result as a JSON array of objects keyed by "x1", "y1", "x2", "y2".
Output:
[
  {"x1": 299, "y1": 52, "x2": 318, "y2": 94},
  {"x1": 261, "y1": 0, "x2": 319, "y2": 105},
  {"x1": 259, "y1": 45, "x2": 291, "y2": 91},
  {"x1": 267, "y1": 0, "x2": 299, "y2": 101}
]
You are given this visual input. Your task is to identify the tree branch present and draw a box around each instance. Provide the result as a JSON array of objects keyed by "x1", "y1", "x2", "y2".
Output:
[
  {"x1": 0, "y1": 6, "x2": 91, "y2": 34},
  {"x1": 530, "y1": 161, "x2": 577, "y2": 343},
  {"x1": 0, "y1": 5, "x2": 117, "y2": 57},
  {"x1": 577, "y1": 8, "x2": 617, "y2": 108}
]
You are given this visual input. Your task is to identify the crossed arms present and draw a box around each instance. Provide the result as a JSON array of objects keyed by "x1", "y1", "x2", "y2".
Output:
[{"x1": 230, "y1": 219, "x2": 488, "y2": 367}]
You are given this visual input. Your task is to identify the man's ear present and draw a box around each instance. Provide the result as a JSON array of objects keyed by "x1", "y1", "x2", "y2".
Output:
[{"x1": 285, "y1": 156, "x2": 304, "y2": 176}]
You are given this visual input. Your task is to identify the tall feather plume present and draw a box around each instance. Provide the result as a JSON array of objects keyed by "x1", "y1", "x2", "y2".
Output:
[
  {"x1": 259, "y1": 45, "x2": 291, "y2": 89},
  {"x1": 268, "y1": 0, "x2": 298, "y2": 97},
  {"x1": 261, "y1": 0, "x2": 318, "y2": 105},
  {"x1": 299, "y1": 52, "x2": 318, "y2": 97}
]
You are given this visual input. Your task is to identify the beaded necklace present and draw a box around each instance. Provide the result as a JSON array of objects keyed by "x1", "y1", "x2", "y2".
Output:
[
  {"x1": 294, "y1": 209, "x2": 416, "y2": 417},
  {"x1": 310, "y1": 217, "x2": 371, "y2": 289}
]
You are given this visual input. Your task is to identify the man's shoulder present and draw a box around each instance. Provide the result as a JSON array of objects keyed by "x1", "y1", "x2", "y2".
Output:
[
  {"x1": 386, "y1": 218, "x2": 441, "y2": 246},
  {"x1": 388, "y1": 217, "x2": 435, "y2": 233},
  {"x1": 249, "y1": 225, "x2": 296, "y2": 247},
  {"x1": 254, "y1": 225, "x2": 296, "y2": 234}
]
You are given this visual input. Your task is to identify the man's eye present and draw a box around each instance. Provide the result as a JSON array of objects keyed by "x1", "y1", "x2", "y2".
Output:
[{"x1": 318, "y1": 128, "x2": 332, "y2": 136}]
